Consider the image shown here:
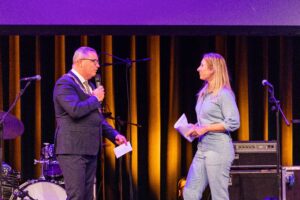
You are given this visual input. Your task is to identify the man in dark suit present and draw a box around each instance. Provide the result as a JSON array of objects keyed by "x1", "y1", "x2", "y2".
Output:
[{"x1": 53, "y1": 46, "x2": 127, "y2": 200}]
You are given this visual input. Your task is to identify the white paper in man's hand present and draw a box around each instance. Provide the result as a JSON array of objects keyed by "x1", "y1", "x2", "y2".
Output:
[
  {"x1": 174, "y1": 113, "x2": 195, "y2": 142},
  {"x1": 114, "y1": 142, "x2": 132, "y2": 158}
]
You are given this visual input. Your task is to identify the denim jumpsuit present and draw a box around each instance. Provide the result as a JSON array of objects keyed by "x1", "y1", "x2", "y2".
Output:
[{"x1": 183, "y1": 88, "x2": 240, "y2": 200}]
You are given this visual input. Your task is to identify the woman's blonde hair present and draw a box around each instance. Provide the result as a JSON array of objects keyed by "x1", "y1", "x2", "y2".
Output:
[{"x1": 198, "y1": 53, "x2": 232, "y2": 97}]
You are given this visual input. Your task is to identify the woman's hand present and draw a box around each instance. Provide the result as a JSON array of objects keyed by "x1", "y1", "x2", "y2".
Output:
[{"x1": 186, "y1": 124, "x2": 208, "y2": 138}]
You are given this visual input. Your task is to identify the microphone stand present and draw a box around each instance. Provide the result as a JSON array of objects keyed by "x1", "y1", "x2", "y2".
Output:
[
  {"x1": 100, "y1": 51, "x2": 151, "y2": 69},
  {"x1": 108, "y1": 115, "x2": 141, "y2": 129},
  {"x1": 100, "y1": 52, "x2": 149, "y2": 200},
  {"x1": 106, "y1": 114, "x2": 141, "y2": 200},
  {"x1": 115, "y1": 116, "x2": 124, "y2": 200},
  {"x1": 266, "y1": 85, "x2": 290, "y2": 200},
  {"x1": 0, "y1": 80, "x2": 33, "y2": 200},
  {"x1": 291, "y1": 119, "x2": 300, "y2": 124}
]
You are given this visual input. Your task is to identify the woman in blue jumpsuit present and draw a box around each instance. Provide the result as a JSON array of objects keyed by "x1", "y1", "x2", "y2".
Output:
[{"x1": 183, "y1": 53, "x2": 240, "y2": 200}]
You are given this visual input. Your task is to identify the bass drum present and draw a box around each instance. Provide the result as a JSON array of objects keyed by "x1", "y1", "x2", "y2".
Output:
[{"x1": 10, "y1": 180, "x2": 67, "y2": 200}]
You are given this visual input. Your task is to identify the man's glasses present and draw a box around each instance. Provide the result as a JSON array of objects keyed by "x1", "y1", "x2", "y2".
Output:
[{"x1": 80, "y1": 58, "x2": 99, "y2": 64}]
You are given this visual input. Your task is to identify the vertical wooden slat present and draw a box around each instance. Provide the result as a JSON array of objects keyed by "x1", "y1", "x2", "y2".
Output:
[
  {"x1": 54, "y1": 35, "x2": 66, "y2": 80},
  {"x1": 166, "y1": 36, "x2": 181, "y2": 200},
  {"x1": 128, "y1": 36, "x2": 138, "y2": 189},
  {"x1": 262, "y1": 38, "x2": 269, "y2": 141},
  {"x1": 8, "y1": 35, "x2": 21, "y2": 171},
  {"x1": 80, "y1": 35, "x2": 88, "y2": 46},
  {"x1": 101, "y1": 35, "x2": 116, "y2": 199},
  {"x1": 147, "y1": 35, "x2": 161, "y2": 199},
  {"x1": 280, "y1": 37, "x2": 293, "y2": 166},
  {"x1": 235, "y1": 36, "x2": 249, "y2": 141},
  {"x1": 34, "y1": 36, "x2": 42, "y2": 178}
]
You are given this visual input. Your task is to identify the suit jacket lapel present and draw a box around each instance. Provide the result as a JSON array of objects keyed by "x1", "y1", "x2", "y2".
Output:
[
  {"x1": 66, "y1": 71, "x2": 89, "y2": 95},
  {"x1": 67, "y1": 71, "x2": 96, "y2": 96}
]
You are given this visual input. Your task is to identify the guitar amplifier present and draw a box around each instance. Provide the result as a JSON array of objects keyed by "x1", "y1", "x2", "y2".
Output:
[{"x1": 232, "y1": 141, "x2": 278, "y2": 169}]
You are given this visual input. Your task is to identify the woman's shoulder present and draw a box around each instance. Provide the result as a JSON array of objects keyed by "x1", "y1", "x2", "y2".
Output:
[{"x1": 218, "y1": 87, "x2": 235, "y2": 99}]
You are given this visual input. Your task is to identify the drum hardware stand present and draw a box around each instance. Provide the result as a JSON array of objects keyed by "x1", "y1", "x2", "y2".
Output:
[
  {"x1": 264, "y1": 80, "x2": 290, "y2": 200},
  {"x1": 33, "y1": 159, "x2": 49, "y2": 180},
  {"x1": 0, "y1": 169, "x2": 21, "y2": 200},
  {"x1": 0, "y1": 79, "x2": 34, "y2": 199},
  {"x1": 33, "y1": 143, "x2": 53, "y2": 181},
  {"x1": 12, "y1": 187, "x2": 37, "y2": 200}
]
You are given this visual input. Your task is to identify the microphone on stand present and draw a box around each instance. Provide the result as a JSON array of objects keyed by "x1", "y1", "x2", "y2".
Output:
[
  {"x1": 262, "y1": 79, "x2": 273, "y2": 88},
  {"x1": 20, "y1": 75, "x2": 41, "y2": 81}
]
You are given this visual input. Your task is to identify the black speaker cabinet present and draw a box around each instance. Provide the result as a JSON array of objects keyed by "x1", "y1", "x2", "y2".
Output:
[
  {"x1": 186, "y1": 167, "x2": 300, "y2": 200},
  {"x1": 229, "y1": 169, "x2": 279, "y2": 200}
]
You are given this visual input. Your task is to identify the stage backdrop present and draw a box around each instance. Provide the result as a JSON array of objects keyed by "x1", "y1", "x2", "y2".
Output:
[
  {"x1": 1, "y1": 0, "x2": 300, "y2": 25},
  {"x1": 0, "y1": 35, "x2": 299, "y2": 199},
  {"x1": 1, "y1": 1, "x2": 300, "y2": 36}
]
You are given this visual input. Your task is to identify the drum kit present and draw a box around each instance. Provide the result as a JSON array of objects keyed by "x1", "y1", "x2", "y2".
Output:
[{"x1": 0, "y1": 111, "x2": 66, "y2": 200}]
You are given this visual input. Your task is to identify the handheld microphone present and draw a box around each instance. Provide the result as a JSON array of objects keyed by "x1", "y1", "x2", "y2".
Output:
[
  {"x1": 95, "y1": 74, "x2": 101, "y2": 87},
  {"x1": 20, "y1": 75, "x2": 41, "y2": 81},
  {"x1": 262, "y1": 79, "x2": 273, "y2": 88},
  {"x1": 95, "y1": 74, "x2": 103, "y2": 110}
]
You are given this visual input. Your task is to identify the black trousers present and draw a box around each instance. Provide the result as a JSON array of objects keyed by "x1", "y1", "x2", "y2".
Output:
[{"x1": 57, "y1": 154, "x2": 97, "y2": 200}]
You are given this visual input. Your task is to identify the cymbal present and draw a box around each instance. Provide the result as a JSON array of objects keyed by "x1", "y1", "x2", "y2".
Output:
[{"x1": 0, "y1": 111, "x2": 24, "y2": 139}]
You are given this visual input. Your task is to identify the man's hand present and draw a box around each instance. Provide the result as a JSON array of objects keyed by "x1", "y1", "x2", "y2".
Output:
[
  {"x1": 115, "y1": 134, "x2": 127, "y2": 145},
  {"x1": 92, "y1": 86, "x2": 105, "y2": 101}
]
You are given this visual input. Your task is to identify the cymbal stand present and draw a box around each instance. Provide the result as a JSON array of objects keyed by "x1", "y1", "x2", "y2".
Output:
[{"x1": 0, "y1": 80, "x2": 33, "y2": 199}]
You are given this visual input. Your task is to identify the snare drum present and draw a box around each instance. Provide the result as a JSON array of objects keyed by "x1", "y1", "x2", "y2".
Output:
[{"x1": 10, "y1": 180, "x2": 67, "y2": 200}]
